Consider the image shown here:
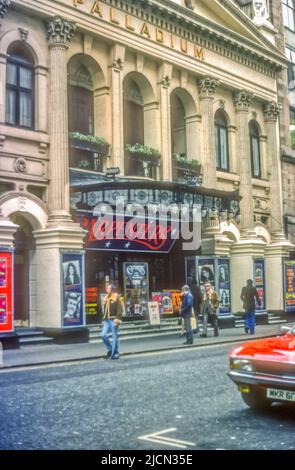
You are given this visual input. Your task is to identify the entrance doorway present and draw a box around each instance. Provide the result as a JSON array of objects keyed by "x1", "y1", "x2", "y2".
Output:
[{"x1": 11, "y1": 214, "x2": 35, "y2": 327}]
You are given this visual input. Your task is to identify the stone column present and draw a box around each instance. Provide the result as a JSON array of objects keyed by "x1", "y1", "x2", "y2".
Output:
[
  {"x1": 109, "y1": 46, "x2": 125, "y2": 172},
  {"x1": 263, "y1": 101, "x2": 285, "y2": 240},
  {"x1": 158, "y1": 76, "x2": 172, "y2": 181},
  {"x1": 46, "y1": 16, "x2": 76, "y2": 226},
  {"x1": 233, "y1": 89, "x2": 255, "y2": 236},
  {"x1": 0, "y1": 0, "x2": 11, "y2": 19},
  {"x1": 198, "y1": 76, "x2": 219, "y2": 189}
]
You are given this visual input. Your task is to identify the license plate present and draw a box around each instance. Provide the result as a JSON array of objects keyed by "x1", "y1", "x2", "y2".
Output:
[{"x1": 267, "y1": 388, "x2": 295, "y2": 402}]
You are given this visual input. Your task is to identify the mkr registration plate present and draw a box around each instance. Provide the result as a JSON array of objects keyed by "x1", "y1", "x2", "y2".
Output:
[{"x1": 267, "y1": 388, "x2": 295, "y2": 402}]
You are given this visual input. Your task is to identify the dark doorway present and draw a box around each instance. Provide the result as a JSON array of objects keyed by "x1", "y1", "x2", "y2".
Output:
[{"x1": 12, "y1": 215, "x2": 34, "y2": 327}]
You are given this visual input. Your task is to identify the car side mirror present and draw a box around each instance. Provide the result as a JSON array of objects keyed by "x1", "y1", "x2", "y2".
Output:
[{"x1": 280, "y1": 326, "x2": 292, "y2": 336}]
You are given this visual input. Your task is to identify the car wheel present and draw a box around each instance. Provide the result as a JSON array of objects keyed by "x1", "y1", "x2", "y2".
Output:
[{"x1": 241, "y1": 391, "x2": 272, "y2": 410}]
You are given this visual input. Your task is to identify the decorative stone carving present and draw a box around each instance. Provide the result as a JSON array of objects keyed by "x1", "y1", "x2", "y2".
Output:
[
  {"x1": 233, "y1": 89, "x2": 253, "y2": 111},
  {"x1": 47, "y1": 16, "x2": 76, "y2": 46},
  {"x1": 14, "y1": 158, "x2": 27, "y2": 173},
  {"x1": 0, "y1": 0, "x2": 11, "y2": 18},
  {"x1": 19, "y1": 28, "x2": 29, "y2": 41},
  {"x1": 198, "y1": 76, "x2": 219, "y2": 98},
  {"x1": 18, "y1": 197, "x2": 27, "y2": 211},
  {"x1": 159, "y1": 75, "x2": 171, "y2": 88},
  {"x1": 184, "y1": 0, "x2": 194, "y2": 10},
  {"x1": 263, "y1": 101, "x2": 281, "y2": 121},
  {"x1": 111, "y1": 58, "x2": 123, "y2": 71},
  {"x1": 252, "y1": 0, "x2": 269, "y2": 26}
]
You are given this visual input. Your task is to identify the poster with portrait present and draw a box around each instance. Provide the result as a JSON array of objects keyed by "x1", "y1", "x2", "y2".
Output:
[
  {"x1": 0, "y1": 258, "x2": 7, "y2": 288},
  {"x1": 152, "y1": 292, "x2": 163, "y2": 315},
  {"x1": 123, "y1": 262, "x2": 149, "y2": 317},
  {"x1": 0, "y1": 251, "x2": 13, "y2": 333},
  {"x1": 218, "y1": 258, "x2": 231, "y2": 315},
  {"x1": 198, "y1": 258, "x2": 215, "y2": 287},
  {"x1": 0, "y1": 294, "x2": 7, "y2": 324},
  {"x1": 253, "y1": 259, "x2": 266, "y2": 311},
  {"x1": 185, "y1": 258, "x2": 197, "y2": 285},
  {"x1": 284, "y1": 260, "x2": 295, "y2": 312},
  {"x1": 61, "y1": 253, "x2": 84, "y2": 327},
  {"x1": 161, "y1": 292, "x2": 173, "y2": 314}
]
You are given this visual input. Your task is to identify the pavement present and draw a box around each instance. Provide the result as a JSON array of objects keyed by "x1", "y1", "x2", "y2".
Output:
[{"x1": 1, "y1": 322, "x2": 294, "y2": 370}]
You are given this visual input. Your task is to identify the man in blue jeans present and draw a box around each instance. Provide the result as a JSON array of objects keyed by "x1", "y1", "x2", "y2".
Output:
[
  {"x1": 180, "y1": 285, "x2": 194, "y2": 345},
  {"x1": 102, "y1": 284, "x2": 124, "y2": 359},
  {"x1": 240, "y1": 279, "x2": 261, "y2": 335}
]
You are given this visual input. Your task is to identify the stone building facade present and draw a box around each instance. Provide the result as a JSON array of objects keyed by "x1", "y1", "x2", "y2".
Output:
[
  {"x1": 0, "y1": 0, "x2": 293, "y2": 336},
  {"x1": 235, "y1": 0, "x2": 295, "y2": 244}
]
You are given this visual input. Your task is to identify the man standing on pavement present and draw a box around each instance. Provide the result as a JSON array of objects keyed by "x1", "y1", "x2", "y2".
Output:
[
  {"x1": 200, "y1": 283, "x2": 220, "y2": 338},
  {"x1": 102, "y1": 284, "x2": 124, "y2": 359},
  {"x1": 240, "y1": 279, "x2": 261, "y2": 335},
  {"x1": 190, "y1": 278, "x2": 202, "y2": 334},
  {"x1": 180, "y1": 285, "x2": 194, "y2": 345}
]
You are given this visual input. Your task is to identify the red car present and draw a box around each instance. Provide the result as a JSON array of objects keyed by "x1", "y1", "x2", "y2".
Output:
[{"x1": 228, "y1": 325, "x2": 295, "y2": 409}]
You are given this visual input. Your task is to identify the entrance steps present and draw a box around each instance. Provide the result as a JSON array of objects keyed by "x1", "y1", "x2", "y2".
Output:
[
  {"x1": 15, "y1": 329, "x2": 55, "y2": 346},
  {"x1": 234, "y1": 312, "x2": 287, "y2": 329},
  {"x1": 88, "y1": 318, "x2": 181, "y2": 342}
]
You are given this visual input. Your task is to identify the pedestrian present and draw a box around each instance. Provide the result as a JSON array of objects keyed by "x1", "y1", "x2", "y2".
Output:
[
  {"x1": 240, "y1": 279, "x2": 261, "y2": 335},
  {"x1": 200, "y1": 283, "x2": 220, "y2": 338},
  {"x1": 180, "y1": 285, "x2": 194, "y2": 345},
  {"x1": 101, "y1": 284, "x2": 124, "y2": 359},
  {"x1": 190, "y1": 278, "x2": 202, "y2": 334}
]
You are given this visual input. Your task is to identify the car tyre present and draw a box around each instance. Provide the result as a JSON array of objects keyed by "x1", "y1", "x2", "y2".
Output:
[{"x1": 241, "y1": 391, "x2": 272, "y2": 410}]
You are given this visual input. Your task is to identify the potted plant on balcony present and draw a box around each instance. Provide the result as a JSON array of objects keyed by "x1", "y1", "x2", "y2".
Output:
[
  {"x1": 69, "y1": 132, "x2": 110, "y2": 156},
  {"x1": 172, "y1": 154, "x2": 201, "y2": 174},
  {"x1": 125, "y1": 143, "x2": 161, "y2": 166}
]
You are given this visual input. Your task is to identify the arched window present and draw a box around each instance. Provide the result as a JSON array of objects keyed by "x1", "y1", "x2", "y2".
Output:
[
  {"x1": 215, "y1": 109, "x2": 229, "y2": 171},
  {"x1": 171, "y1": 93, "x2": 186, "y2": 158},
  {"x1": 249, "y1": 120, "x2": 261, "y2": 178},
  {"x1": 68, "y1": 63, "x2": 94, "y2": 135},
  {"x1": 6, "y1": 43, "x2": 34, "y2": 128}
]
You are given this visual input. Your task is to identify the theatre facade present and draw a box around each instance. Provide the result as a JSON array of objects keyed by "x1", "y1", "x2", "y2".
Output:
[{"x1": 0, "y1": 0, "x2": 294, "y2": 339}]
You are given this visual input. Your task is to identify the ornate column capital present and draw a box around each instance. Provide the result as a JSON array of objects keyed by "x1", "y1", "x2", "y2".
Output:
[
  {"x1": 233, "y1": 89, "x2": 253, "y2": 112},
  {"x1": 263, "y1": 101, "x2": 281, "y2": 122},
  {"x1": 47, "y1": 16, "x2": 76, "y2": 48},
  {"x1": 198, "y1": 76, "x2": 219, "y2": 98},
  {"x1": 0, "y1": 0, "x2": 11, "y2": 18}
]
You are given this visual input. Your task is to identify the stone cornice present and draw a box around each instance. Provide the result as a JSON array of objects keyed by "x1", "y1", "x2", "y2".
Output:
[
  {"x1": 129, "y1": 0, "x2": 286, "y2": 70},
  {"x1": 12, "y1": 0, "x2": 287, "y2": 75}
]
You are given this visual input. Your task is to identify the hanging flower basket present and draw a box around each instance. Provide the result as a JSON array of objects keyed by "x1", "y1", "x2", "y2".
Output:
[
  {"x1": 172, "y1": 154, "x2": 201, "y2": 175},
  {"x1": 125, "y1": 143, "x2": 161, "y2": 166},
  {"x1": 69, "y1": 132, "x2": 110, "y2": 156}
]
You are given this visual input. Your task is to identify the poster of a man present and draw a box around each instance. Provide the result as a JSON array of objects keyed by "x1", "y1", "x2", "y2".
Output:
[{"x1": 64, "y1": 292, "x2": 82, "y2": 322}]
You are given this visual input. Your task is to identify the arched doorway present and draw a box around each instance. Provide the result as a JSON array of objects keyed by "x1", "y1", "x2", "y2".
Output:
[{"x1": 11, "y1": 214, "x2": 35, "y2": 327}]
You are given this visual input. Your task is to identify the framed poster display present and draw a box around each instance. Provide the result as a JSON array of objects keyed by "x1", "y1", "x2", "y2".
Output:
[{"x1": 61, "y1": 252, "x2": 85, "y2": 327}]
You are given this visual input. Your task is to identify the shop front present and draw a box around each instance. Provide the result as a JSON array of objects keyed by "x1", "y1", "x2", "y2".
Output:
[{"x1": 70, "y1": 171, "x2": 240, "y2": 323}]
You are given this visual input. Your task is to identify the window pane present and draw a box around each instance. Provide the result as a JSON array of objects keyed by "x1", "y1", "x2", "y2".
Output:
[
  {"x1": 215, "y1": 126, "x2": 219, "y2": 167},
  {"x1": 19, "y1": 92, "x2": 33, "y2": 127},
  {"x1": 6, "y1": 89, "x2": 17, "y2": 124},
  {"x1": 251, "y1": 137, "x2": 260, "y2": 178},
  {"x1": 20, "y1": 66, "x2": 33, "y2": 89},
  {"x1": 220, "y1": 127, "x2": 229, "y2": 170},
  {"x1": 7, "y1": 63, "x2": 17, "y2": 86}
]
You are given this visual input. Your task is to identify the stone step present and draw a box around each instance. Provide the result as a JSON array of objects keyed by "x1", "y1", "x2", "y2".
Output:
[{"x1": 19, "y1": 336, "x2": 55, "y2": 346}]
